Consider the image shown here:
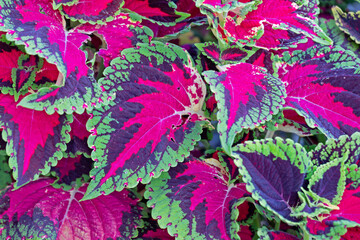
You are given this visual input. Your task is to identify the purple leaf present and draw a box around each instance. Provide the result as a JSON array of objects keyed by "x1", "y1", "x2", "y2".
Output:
[
  {"x1": 77, "y1": 13, "x2": 153, "y2": 67},
  {"x1": 60, "y1": 0, "x2": 124, "y2": 23},
  {"x1": 203, "y1": 63, "x2": 285, "y2": 154},
  {"x1": 332, "y1": 6, "x2": 360, "y2": 44},
  {"x1": 233, "y1": 138, "x2": 311, "y2": 224},
  {"x1": 84, "y1": 42, "x2": 206, "y2": 200},
  {"x1": 0, "y1": 178, "x2": 143, "y2": 239},
  {"x1": 0, "y1": 0, "x2": 107, "y2": 114},
  {"x1": 65, "y1": 112, "x2": 91, "y2": 157},
  {"x1": 145, "y1": 157, "x2": 250, "y2": 240},
  {"x1": 0, "y1": 94, "x2": 71, "y2": 187},
  {"x1": 277, "y1": 45, "x2": 360, "y2": 138},
  {"x1": 222, "y1": 0, "x2": 331, "y2": 49}
]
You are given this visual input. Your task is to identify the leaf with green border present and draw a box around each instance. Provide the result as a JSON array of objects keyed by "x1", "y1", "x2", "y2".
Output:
[
  {"x1": 84, "y1": 42, "x2": 207, "y2": 200},
  {"x1": 0, "y1": 0, "x2": 108, "y2": 114},
  {"x1": 59, "y1": 0, "x2": 124, "y2": 24},
  {"x1": 332, "y1": 6, "x2": 360, "y2": 44},
  {"x1": 0, "y1": 94, "x2": 71, "y2": 188},
  {"x1": 276, "y1": 45, "x2": 360, "y2": 138},
  {"x1": 232, "y1": 137, "x2": 311, "y2": 224},
  {"x1": 257, "y1": 227, "x2": 301, "y2": 240},
  {"x1": 145, "y1": 157, "x2": 250, "y2": 240},
  {"x1": 307, "y1": 156, "x2": 346, "y2": 205},
  {"x1": 203, "y1": 63, "x2": 286, "y2": 154}
]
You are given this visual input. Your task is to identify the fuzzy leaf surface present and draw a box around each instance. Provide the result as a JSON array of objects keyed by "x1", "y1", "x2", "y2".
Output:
[
  {"x1": 85, "y1": 42, "x2": 206, "y2": 200},
  {"x1": 0, "y1": 94, "x2": 71, "y2": 188},
  {"x1": 0, "y1": 178, "x2": 143, "y2": 239},
  {"x1": 145, "y1": 157, "x2": 249, "y2": 240},
  {"x1": 203, "y1": 63, "x2": 285, "y2": 154},
  {"x1": 232, "y1": 138, "x2": 311, "y2": 224}
]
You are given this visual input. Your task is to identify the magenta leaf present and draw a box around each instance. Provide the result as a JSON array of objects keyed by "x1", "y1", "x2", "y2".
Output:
[
  {"x1": 0, "y1": 94, "x2": 71, "y2": 188},
  {"x1": 84, "y1": 42, "x2": 206, "y2": 200},
  {"x1": 77, "y1": 13, "x2": 153, "y2": 67},
  {"x1": 306, "y1": 185, "x2": 360, "y2": 239},
  {"x1": 60, "y1": 0, "x2": 124, "y2": 23},
  {"x1": 0, "y1": 178, "x2": 143, "y2": 239},
  {"x1": 0, "y1": 0, "x2": 107, "y2": 114},
  {"x1": 203, "y1": 63, "x2": 285, "y2": 154},
  {"x1": 232, "y1": 138, "x2": 311, "y2": 224},
  {"x1": 332, "y1": 6, "x2": 360, "y2": 44},
  {"x1": 65, "y1": 112, "x2": 91, "y2": 157},
  {"x1": 222, "y1": 0, "x2": 331, "y2": 49},
  {"x1": 53, "y1": 0, "x2": 77, "y2": 9},
  {"x1": 122, "y1": 0, "x2": 189, "y2": 26},
  {"x1": 145, "y1": 157, "x2": 250, "y2": 240},
  {"x1": 277, "y1": 45, "x2": 360, "y2": 138}
]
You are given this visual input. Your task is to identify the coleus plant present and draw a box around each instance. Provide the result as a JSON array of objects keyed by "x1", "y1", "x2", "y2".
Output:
[{"x1": 0, "y1": 0, "x2": 359, "y2": 239}]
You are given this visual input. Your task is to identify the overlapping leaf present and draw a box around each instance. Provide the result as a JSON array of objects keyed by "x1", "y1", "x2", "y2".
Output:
[
  {"x1": 0, "y1": 94, "x2": 71, "y2": 188},
  {"x1": 122, "y1": 0, "x2": 189, "y2": 26},
  {"x1": 203, "y1": 63, "x2": 285, "y2": 154},
  {"x1": 258, "y1": 227, "x2": 301, "y2": 240},
  {"x1": 145, "y1": 157, "x2": 250, "y2": 240},
  {"x1": 0, "y1": 178, "x2": 143, "y2": 239},
  {"x1": 306, "y1": 185, "x2": 360, "y2": 239},
  {"x1": 60, "y1": 0, "x2": 124, "y2": 23},
  {"x1": 77, "y1": 13, "x2": 153, "y2": 67},
  {"x1": 276, "y1": 45, "x2": 360, "y2": 138},
  {"x1": 221, "y1": 0, "x2": 331, "y2": 49},
  {"x1": 65, "y1": 112, "x2": 91, "y2": 157},
  {"x1": 0, "y1": 150, "x2": 11, "y2": 190},
  {"x1": 332, "y1": 6, "x2": 360, "y2": 44},
  {"x1": 232, "y1": 138, "x2": 311, "y2": 224},
  {"x1": 0, "y1": 0, "x2": 106, "y2": 114},
  {"x1": 84, "y1": 42, "x2": 206, "y2": 200}
]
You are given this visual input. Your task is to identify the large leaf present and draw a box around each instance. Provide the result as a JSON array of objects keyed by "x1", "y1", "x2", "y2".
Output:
[
  {"x1": 232, "y1": 138, "x2": 311, "y2": 224},
  {"x1": 0, "y1": 0, "x2": 106, "y2": 114},
  {"x1": 332, "y1": 6, "x2": 360, "y2": 44},
  {"x1": 84, "y1": 42, "x2": 206, "y2": 200},
  {"x1": 276, "y1": 45, "x2": 360, "y2": 138},
  {"x1": 0, "y1": 94, "x2": 71, "y2": 188},
  {"x1": 60, "y1": 0, "x2": 124, "y2": 23},
  {"x1": 203, "y1": 63, "x2": 285, "y2": 154},
  {"x1": 222, "y1": 0, "x2": 331, "y2": 49},
  {"x1": 77, "y1": 13, "x2": 153, "y2": 67},
  {"x1": 145, "y1": 157, "x2": 250, "y2": 240},
  {"x1": 0, "y1": 178, "x2": 143, "y2": 239}
]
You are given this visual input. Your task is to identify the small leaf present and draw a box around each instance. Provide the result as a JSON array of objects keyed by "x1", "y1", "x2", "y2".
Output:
[
  {"x1": 257, "y1": 227, "x2": 301, "y2": 240},
  {"x1": 0, "y1": 178, "x2": 143, "y2": 239},
  {"x1": 203, "y1": 63, "x2": 285, "y2": 154},
  {"x1": 232, "y1": 138, "x2": 311, "y2": 224},
  {"x1": 145, "y1": 157, "x2": 250, "y2": 240},
  {"x1": 332, "y1": 6, "x2": 360, "y2": 44},
  {"x1": 308, "y1": 157, "x2": 346, "y2": 205}
]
